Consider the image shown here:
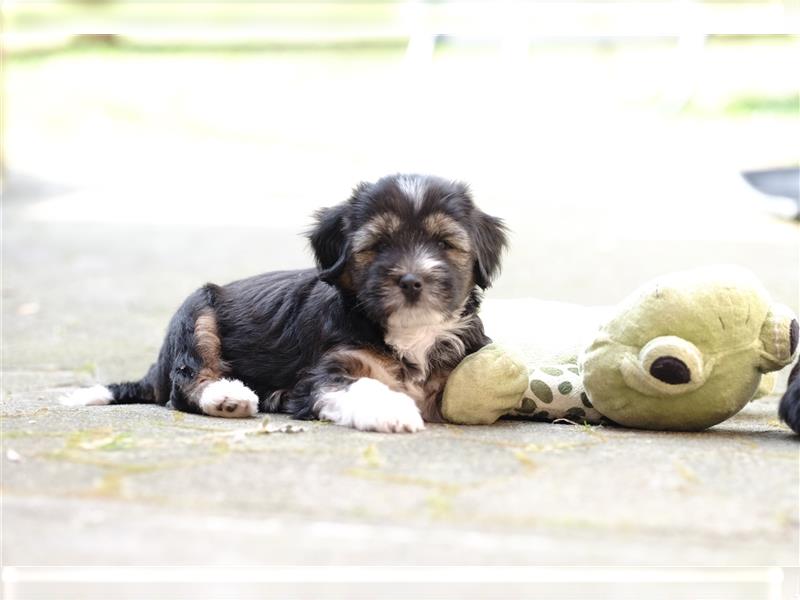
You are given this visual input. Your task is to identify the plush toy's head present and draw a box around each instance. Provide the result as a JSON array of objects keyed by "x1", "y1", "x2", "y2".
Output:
[{"x1": 581, "y1": 266, "x2": 798, "y2": 430}]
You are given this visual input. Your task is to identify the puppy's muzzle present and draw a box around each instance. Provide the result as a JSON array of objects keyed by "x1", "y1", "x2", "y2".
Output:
[{"x1": 398, "y1": 273, "x2": 424, "y2": 302}]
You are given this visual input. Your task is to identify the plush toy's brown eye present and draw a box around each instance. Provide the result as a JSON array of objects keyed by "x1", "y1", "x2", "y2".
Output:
[
  {"x1": 649, "y1": 356, "x2": 691, "y2": 385},
  {"x1": 790, "y1": 319, "x2": 798, "y2": 356}
]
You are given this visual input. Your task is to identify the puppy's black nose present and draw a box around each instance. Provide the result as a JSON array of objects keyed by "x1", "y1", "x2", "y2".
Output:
[{"x1": 398, "y1": 273, "x2": 423, "y2": 299}]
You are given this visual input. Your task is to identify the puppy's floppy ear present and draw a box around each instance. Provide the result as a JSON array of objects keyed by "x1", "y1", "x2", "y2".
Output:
[
  {"x1": 472, "y1": 210, "x2": 508, "y2": 289},
  {"x1": 309, "y1": 202, "x2": 351, "y2": 285}
]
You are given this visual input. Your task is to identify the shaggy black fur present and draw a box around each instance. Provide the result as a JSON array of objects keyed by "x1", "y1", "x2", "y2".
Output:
[
  {"x1": 96, "y1": 173, "x2": 508, "y2": 422},
  {"x1": 779, "y1": 360, "x2": 800, "y2": 435}
]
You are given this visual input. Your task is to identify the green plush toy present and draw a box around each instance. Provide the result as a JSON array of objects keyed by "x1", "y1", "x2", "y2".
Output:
[{"x1": 442, "y1": 266, "x2": 799, "y2": 431}]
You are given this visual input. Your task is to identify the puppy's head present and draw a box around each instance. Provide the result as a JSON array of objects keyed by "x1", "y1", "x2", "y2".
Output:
[{"x1": 309, "y1": 174, "x2": 508, "y2": 326}]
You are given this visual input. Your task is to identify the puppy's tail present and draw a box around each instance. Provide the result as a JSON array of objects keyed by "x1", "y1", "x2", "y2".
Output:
[
  {"x1": 778, "y1": 361, "x2": 800, "y2": 435},
  {"x1": 61, "y1": 364, "x2": 160, "y2": 407}
]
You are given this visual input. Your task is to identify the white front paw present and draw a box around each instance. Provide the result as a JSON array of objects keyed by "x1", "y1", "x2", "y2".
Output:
[
  {"x1": 199, "y1": 379, "x2": 259, "y2": 418},
  {"x1": 318, "y1": 378, "x2": 425, "y2": 433}
]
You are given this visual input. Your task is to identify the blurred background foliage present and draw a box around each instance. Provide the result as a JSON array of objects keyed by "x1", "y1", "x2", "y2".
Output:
[
  {"x1": 4, "y1": 3, "x2": 797, "y2": 180},
  {"x1": 2, "y1": 2, "x2": 798, "y2": 294}
]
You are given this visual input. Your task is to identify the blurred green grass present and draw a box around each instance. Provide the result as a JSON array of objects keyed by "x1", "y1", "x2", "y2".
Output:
[
  {"x1": 8, "y1": 34, "x2": 797, "y2": 122},
  {"x1": 3, "y1": 26, "x2": 797, "y2": 204},
  {"x1": 724, "y1": 93, "x2": 800, "y2": 116},
  {"x1": 7, "y1": 1, "x2": 400, "y2": 29}
]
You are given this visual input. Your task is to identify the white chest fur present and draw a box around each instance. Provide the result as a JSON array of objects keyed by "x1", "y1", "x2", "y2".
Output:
[{"x1": 385, "y1": 308, "x2": 468, "y2": 377}]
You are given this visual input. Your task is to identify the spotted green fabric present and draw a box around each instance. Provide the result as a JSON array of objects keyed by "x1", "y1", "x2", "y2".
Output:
[
  {"x1": 511, "y1": 364, "x2": 604, "y2": 424},
  {"x1": 441, "y1": 345, "x2": 607, "y2": 426}
]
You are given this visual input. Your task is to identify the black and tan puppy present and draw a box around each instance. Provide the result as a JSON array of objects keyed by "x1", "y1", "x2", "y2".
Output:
[{"x1": 64, "y1": 174, "x2": 508, "y2": 432}]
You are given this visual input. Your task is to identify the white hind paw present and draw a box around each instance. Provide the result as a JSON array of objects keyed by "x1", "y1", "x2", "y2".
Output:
[
  {"x1": 199, "y1": 379, "x2": 259, "y2": 418},
  {"x1": 60, "y1": 385, "x2": 113, "y2": 406}
]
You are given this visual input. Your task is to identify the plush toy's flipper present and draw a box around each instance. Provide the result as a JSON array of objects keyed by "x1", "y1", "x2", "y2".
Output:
[
  {"x1": 441, "y1": 344, "x2": 529, "y2": 425},
  {"x1": 512, "y1": 365, "x2": 605, "y2": 425}
]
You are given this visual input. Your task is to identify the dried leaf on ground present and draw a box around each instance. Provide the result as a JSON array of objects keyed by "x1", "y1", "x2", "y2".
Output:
[{"x1": 261, "y1": 423, "x2": 308, "y2": 434}]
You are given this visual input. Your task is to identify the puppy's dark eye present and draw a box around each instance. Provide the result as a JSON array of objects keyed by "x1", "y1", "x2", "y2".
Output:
[
  {"x1": 437, "y1": 239, "x2": 454, "y2": 250},
  {"x1": 371, "y1": 241, "x2": 389, "y2": 252}
]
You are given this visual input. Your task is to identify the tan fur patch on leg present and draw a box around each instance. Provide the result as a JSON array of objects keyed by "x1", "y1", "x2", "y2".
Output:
[
  {"x1": 189, "y1": 308, "x2": 230, "y2": 399},
  {"x1": 328, "y1": 348, "x2": 402, "y2": 389},
  {"x1": 189, "y1": 309, "x2": 257, "y2": 418}
]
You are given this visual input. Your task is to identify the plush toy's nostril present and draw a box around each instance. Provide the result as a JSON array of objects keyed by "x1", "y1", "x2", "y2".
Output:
[
  {"x1": 791, "y1": 319, "x2": 799, "y2": 356},
  {"x1": 650, "y1": 356, "x2": 691, "y2": 385}
]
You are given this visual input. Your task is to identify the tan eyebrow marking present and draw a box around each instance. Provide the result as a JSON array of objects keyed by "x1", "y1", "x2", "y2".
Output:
[
  {"x1": 352, "y1": 213, "x2": 402, "y2": 253},
  {"x1": 423, "y1": 213, "x2": 471, "y2": 251}
]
